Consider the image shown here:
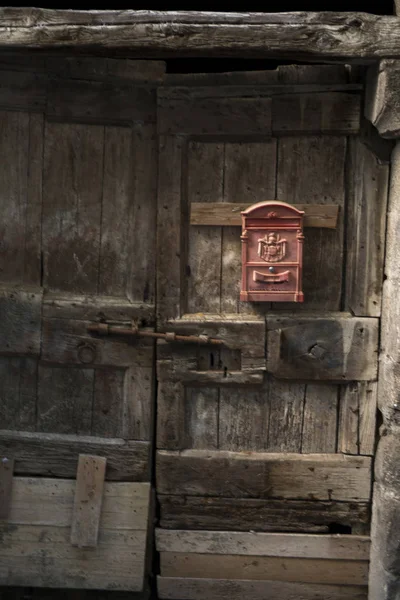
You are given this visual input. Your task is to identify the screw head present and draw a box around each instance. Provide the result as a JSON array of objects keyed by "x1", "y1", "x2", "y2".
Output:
[{"x1": 269, "y1": 267, "x2": 275, "y2": 273}]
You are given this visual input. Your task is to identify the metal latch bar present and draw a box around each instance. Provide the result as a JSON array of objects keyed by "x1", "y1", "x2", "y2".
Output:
[{"x1": 87, "y1": 323, "x2": 225, "y2": 346}]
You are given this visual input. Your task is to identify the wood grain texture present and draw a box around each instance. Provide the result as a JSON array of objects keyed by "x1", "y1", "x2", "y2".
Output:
[
  {"x1": 183, "y1": 387, "x2": 219, "y2": 450},
  {"x1": 158, "y1": 95, "x2": 272, "y2": 135},
  {"x1": 70, "y1": 455, "x2": 107, "y2": 548},
  {"x1": 0, "y1": 357, "x2": 37, "y2": 431},
  {"x1": 92, "y1": 369, "x2": 125, "y2": 439},
  {"x1": 276, "y1": 136, "x2": 346, "y2": 310},
  {"x1": 157, "y1": 576, "x2": 367, "y2": 600},
  {"x1": 0, "y1": 430, "x2": 150, "y2": 481},
  {"x1": 0, "y1": 287, "x2": 41, "y2": 355},
  {"x1": 219, "y1": 388, "x2": 268, "y2": 451},
  {"x1": 0, "y1": 457, "x2": 14, "y2": 519},
  {"x1": 123, "y1": 365, "x2": 154, "y2": 441},
  {"x1": 42, "y1": 121, "x2": 104, "y2": 294},
  {"x1": 155, "y1": 530, "x2": 370, "y2": 560},
  {"x1": 158, "y1": 495, "x2": 370, "y2": 534},
  {"x1": 268, "y1": 380, "x2": 305, "y2": 453},
  {"x1": 301, "y1": 384, "x2": 338, "y2": 453},
  {"x1": 0, "y1": 477, "x2": 150, "y2": 590},
  {"x1": 346, "y1": 138, "x2": 389, "y2": 317},
  {"x1": 338, "y1": 382, "x2": 377, "y2": 456},
  {"x1": 266, "y1": 315, "x2": 379, "y2": 382},
  {"x1": 190, "y1": 202, "x2": 339, "y2": 228},
  {"x1": 157, "y1": 450, "x2": 372, "y2": 502}
]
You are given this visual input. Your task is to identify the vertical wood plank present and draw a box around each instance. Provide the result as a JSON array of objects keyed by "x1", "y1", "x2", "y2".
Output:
[
  {"x1": 223, "y1": 141, "x2": 277, "y2": 314},
  {"x1": 42, "y1": 122, "x2": 104, "y2": 293},
  {"x1": 346, "y1": 138, "x2": 389, "y2": 316},
  {"x1": 123, "y1": 365, "x2": 154, "y2": 441},
  {"x1": 0, "y1": 357, "x2": 37, "y2": 431},
  {"x1": 0, "y1": 111, "x2": 29, "y2": 284},
  {"x1": 276, "y1": 136, "x2": 346, "y2": 310},
  {"x1": 268, "y1": 379, "x2": 305, "y2": 452},
  {"x1": 70, "y1": 454, "x2": 107, "y2": 548},
  {"x1": 99, "y1": 126, "x2": 133, "y2": 296},
  {"x1": 183, "y1": 387, "x2": 219, "y2": 450},
  {"x1": 0, "y1": 456, "x2": 14, "y2": 519},
  {"x1": 302, "y1": 384, "x2": 338, "y2": 453},
  {"x1": 91, "y1": 368, "x2": 125, "y2": 438},
  {"x1": 25, "y1": 113, "x2": 44, "y2": 286},
  {"x1": 128, "y1": 123, "x2": 158, "y2": 304},
  {"x1": 157, "y1": 371, "x2": 185, "y2": 450},
  {"x1": 359, "y1": 381, "x2": 377, "y2": 456},
  {"x1": 338, "y1": 383, "x2": 360, "y2": 455},
  {"x1": 157, "y1": 136, "x2": 183, "y2": 324},
  {"x1": 37, "y1": 366, "x2": 94, "y2": 435},
  {"x1": 187, "y1": 141, "x2": 224, "y2": 313},
  {"x1": 219, "y1": 388, "x2": 269, "y2": 451}
]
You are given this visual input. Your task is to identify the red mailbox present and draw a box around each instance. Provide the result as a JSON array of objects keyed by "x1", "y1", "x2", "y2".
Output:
[{"x1": 240, "y1": 201, "x2": 305, "y2": 302}]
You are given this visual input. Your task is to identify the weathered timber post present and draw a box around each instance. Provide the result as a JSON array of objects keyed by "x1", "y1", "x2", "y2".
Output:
[{"x1": 366, "y1": 60, "x2": 400, "y2": 600}]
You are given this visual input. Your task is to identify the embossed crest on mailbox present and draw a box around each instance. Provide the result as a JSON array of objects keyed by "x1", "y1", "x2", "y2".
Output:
[{"x1": 240, "y1": 201, "x2": 305, "y2": 303}]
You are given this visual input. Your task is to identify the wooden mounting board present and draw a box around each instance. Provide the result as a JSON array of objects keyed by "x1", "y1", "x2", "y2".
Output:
[{"x1": 190, "y1": 202, "x2": 339, "y2": 228}]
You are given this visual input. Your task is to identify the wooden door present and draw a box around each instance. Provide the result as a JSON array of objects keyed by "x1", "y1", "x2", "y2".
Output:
[
  {"x1": 0, "y1": 55, "x2": 164, "y2": 592},
  {"x1": 155, "y1": 66, "x2": 388, "y2": 600}
]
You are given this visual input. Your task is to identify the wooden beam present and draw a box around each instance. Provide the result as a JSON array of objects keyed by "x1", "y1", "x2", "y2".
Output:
[
  {"x1": 190, "y1": 202, "x2": 339, "y2": 228},
  {"x1": 157, "y1": 450, "x2": 372, "y2": 502},
  {"x1": 155, "y1": 530, "x2": 370, "y2": 560},
  {"x1": 0, "y1": 456, "x2": 14, "y2": 519},
  {"x1": 0, "y1": 10, "x2": 399, "y2": 62}
]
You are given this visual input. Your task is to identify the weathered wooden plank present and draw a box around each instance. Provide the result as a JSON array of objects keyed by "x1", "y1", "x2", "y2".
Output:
[
  {"x1": 272, "y1": 93, "x2": 360, "y2": 133},
  {"x1": 190, "y1": 202, "x2": 339, "y2": 228},
  {"x1": 158, "y1": 96, "x2": 271, "y2": 136},
  {"x1": 158, "y1": 495, "x2": 370, "y2": 534},
  {"x1": 0, "y1": 430, "x2": 150, "y2": 481},
  {"x1": 1, "y1": 477, "x2": 150, "y2": 590},
  {"x1": 0, "y1": 357, "x2": 37, "y2": 431},
  {"x1": 44, "y1": 56, "x2": 165, "y2": 83},
  {"x1": 266, "y1": 315, "x2": 379, "y2": 382},
  {"x1": 123, "y1": 365, "x2": 154, "y2": 441},
  {"x1": 41, "y1": 318, "x2": 153, "y2": 368},
  {"x1": 183, "y1": 387, "x2": 219, "y2": 450},
  {"x1": 338, "y1": 383, "x2": 360, "y2": 455},
  {"x1": 159, "y1": 553, "x2": 368, "y2": 585},
  {"x1": 128, "y1": 123, "x2": 158, "y2": 304},
  {"x1": 47, "y1": 79, "x2": 156, "y2": 125},
  {"x1": 187, "y1": 141, "x2": 224, "y2": 313},
  {"x1": 157, "y1": 450, "x2": 372, "y2": 502},
  {"x1": 43, "y1": 292, "x2": 154, "y2": 323},
  {"x1": 42, "y1": 122, "x2": 104, "y2": 294},
  {"x1": 359, "y1": 381, "x2": 377, "y2": 456},
  {"x1": 302, "y1": 384, "x2": 338, "y2": 453},
  {"x1": 157, "y1": 135, "x2": 183, "y2": 325},
  {"x1": 156, "y1": 357, "x2": 186, "y2": 450},
  {"x1": 219, "y1": 388, "x2": 268, "y2": 451},
  {"x1": 24, "y1": 113, "x2": 44, "y2": 286},
  {"x1": 156, "y1": 530, "x2": 370, "y2": 560},
  {"x1": 70, "y1": 455, "x2": 107, "y2": 548},
  {"x1": 161, "y1": 84, "x2": 361, "y2": 100},
  {"x1": 346, "y1": 138, "x2": 389, "y2": 317},
  {"x1": 0, "y1": 457, "x2": 14, "y2": 519},
  {"x1": 37, "y1": 365, "x2": 94, "y2": 435},
  {"x1": 92, "y1": 369, "x2": 125, "y2": 438},
  {"x1": 0, "y1": 287, "x2": 42, "y2": 355},
  {"x1": 157, "y1": 577, "x2": 367, "y2": 600},
  {"x1": 222, "y1": 141, "x2": 277, "y2": 314},
  {"x1": 0, "y1": 11, "x2": 398, "y2": 67},
  {"x1": 268, "y1": 380, "x2": 304, "y2": 452},
  {"x1": 276, "y1": 136, "x2": 346, "y2": 310}
]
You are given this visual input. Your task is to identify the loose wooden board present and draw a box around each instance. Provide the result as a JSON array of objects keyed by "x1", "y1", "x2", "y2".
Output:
[
  {"x1": 190, "y1": 202, "x2": 339, "y2": 228},
  {"x1": 157, "y1": 450, "x2": 372, "y2": 502},
  {"x1": 0, "y1": 477, "x2": 150, "y2": 590}
]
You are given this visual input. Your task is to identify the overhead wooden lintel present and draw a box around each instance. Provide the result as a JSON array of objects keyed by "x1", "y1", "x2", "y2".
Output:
[
  {"x1": 0, "y1": 10, "x2": 400, "y2": 62},
  {"x1": 190, "y1": 202, "x2": 339, "y2": 229}
]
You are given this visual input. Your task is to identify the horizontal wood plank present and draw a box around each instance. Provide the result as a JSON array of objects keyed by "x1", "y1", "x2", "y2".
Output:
[
  {"x1": 157, "y1": 576, "x2": 367, "y2": 600},
  {"x1": 0, "y1": 430, "x2": 150, "y2": 481},
  {"x1": 190, "y1": 202, "x2": 339, "y2": 228},
  {"x1": 0, "y1": 11, "x2": 397, "y2": 66},
  {"x1": 158, "y1": 495, "x2": 370, "y2": 534},
  {"x1": 160, "y1": 553, "x2": 368, "y2": 586},
  {"x1": 157, "y1": 450, "x2": 372, "y2": 502},
  {"x1": 156, "y1": 530, "x2": 370, "y2": 560},
  {"x1": 0, "y1": 477, "x2": 150, "y2": 590}
]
